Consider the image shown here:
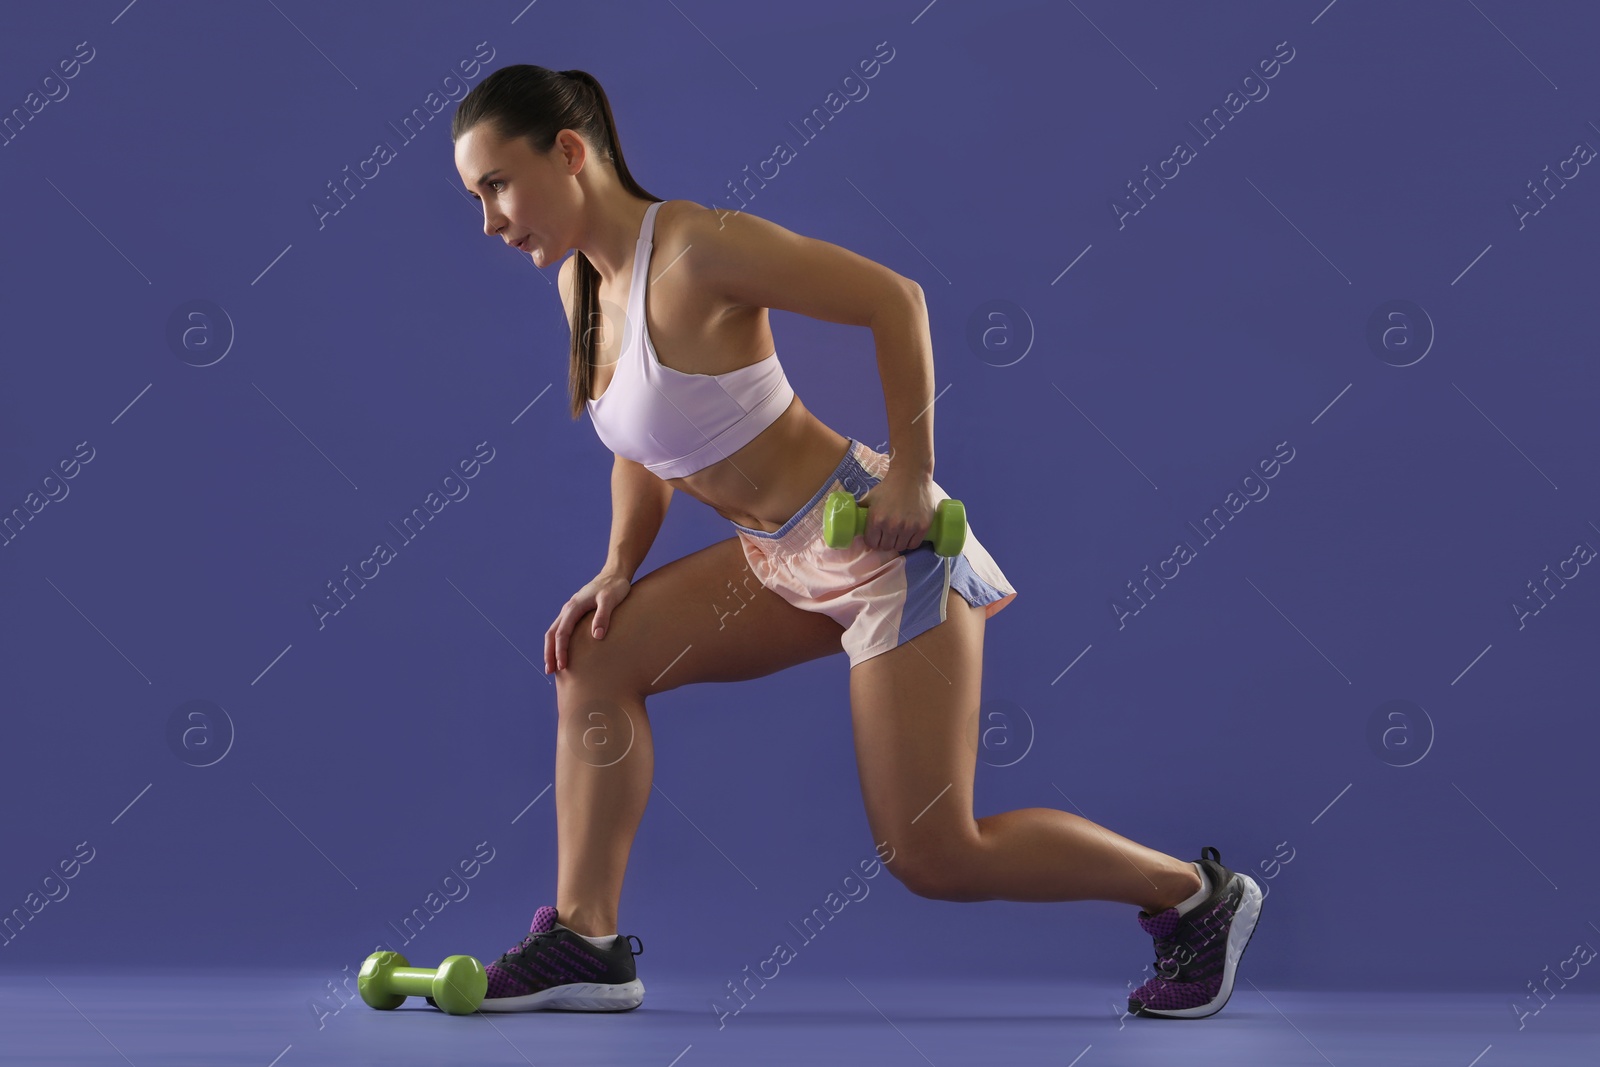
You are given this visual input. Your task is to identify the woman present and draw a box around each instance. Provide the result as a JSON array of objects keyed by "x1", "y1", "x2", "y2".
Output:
[{"x1": 449, "y1": 65, "x2": 1263, "y2": 1019}]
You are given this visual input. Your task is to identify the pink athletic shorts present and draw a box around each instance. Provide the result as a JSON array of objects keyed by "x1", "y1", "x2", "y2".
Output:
[{"x1": 731, "y1": 438, "x2": 1018, "y2": 669}]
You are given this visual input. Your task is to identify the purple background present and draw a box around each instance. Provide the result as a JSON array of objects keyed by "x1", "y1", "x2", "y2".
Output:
[{"x1": 2, "y1": 0, "x2": 1596, "y2": 1005}]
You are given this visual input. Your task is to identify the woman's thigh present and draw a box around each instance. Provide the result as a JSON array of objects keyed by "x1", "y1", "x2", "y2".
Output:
[
  {"x1": 847, "y1": 589, "x2": 988, "y2": 885},
  {"x1": 559, "y1": 535, "x2": 846, "y2": 697}
]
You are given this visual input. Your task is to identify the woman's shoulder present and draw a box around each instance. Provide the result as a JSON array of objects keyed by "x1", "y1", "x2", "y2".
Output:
[
  {"x1": 652, "y1": 198, "x2": 706, "y2": 239},
  {"x1": 654, "y1": 198, "x2": 762, "y2": 244}
]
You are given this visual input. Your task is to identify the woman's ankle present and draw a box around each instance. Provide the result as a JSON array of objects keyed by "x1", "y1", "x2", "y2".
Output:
[
  {"x1": 1143, "y1": 861, "x2": 1205, "y2": 914},
  {"x1": 557, "y1": 903, "x2": 618, "y2": 937}
]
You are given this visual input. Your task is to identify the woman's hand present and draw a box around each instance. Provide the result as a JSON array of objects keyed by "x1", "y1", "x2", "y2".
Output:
[
  {"x1": 545, "y1": 570, "x2": 633, "y2": 673},
  {"x1": 856, "y1": 467, "x2": 938, "y2": 553}
]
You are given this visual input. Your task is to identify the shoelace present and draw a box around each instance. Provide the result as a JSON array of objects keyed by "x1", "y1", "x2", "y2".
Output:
[
  {"x1": 1151, "y1": 899, "x2": 1236, "y2": 980},
  {"x1": 1151, "y1": 924, "x2": 1203, "y2": 980},
  {"x1": 1153, "y1": 938, "x2": 1183, "y2": 979},
  {"x1": 500, "y1": 930, "x2": 557, "y2": 962}
]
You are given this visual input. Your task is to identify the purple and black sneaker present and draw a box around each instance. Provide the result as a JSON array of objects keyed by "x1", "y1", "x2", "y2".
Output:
[
  {"x1": 1128, "y1": 846, "x2": 1264, "y2": 1019},
  {"x1": 475, "y1": 905, "x2": 645, "y2": 1012}
]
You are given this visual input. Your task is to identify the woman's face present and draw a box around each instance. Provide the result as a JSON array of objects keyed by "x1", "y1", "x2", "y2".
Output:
[{"x1": 454, "y1": 124, "x2": 584, "y2": 269}]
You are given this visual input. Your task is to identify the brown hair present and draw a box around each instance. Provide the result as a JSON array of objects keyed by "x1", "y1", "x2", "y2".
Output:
[{"x1": 452, "y1": 65, "x2": 661, "y2": 418}]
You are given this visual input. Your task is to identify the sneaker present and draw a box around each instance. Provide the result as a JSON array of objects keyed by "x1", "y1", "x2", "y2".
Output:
[
  {"x1": 1127, "y1": 846, "x2": 1263, "y2": 1019},
  {"x1": 475, "y1": 905, "x2": 645, "y2": 1012}
]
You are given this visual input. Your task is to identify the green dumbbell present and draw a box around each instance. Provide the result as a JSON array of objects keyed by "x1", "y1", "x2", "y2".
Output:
[
  {"x1": 822, "y1": 490, "x2": 967, "y2": 557},
  {"x1": 357, "y1": 951, "x2": 486, "y2": 1015}
]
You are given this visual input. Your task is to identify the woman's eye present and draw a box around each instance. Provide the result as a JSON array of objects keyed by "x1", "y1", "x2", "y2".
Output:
[{"x1": 491, "y1": 181, "x2": 506, "y2": 191}]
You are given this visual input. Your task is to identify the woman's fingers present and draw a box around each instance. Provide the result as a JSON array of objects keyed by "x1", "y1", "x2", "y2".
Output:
[
  {"x1": 547, "y1": 576, "x2": 624, "y2": 672},
  {"x1": 592, "y1": 590, "x2": 616, "y2": 639},
  {"x1": 547, "y1": 602, "x2": 577, "y2": 673},
  {"x1": 591, "y1": 577, "x2": 633, "y2": 640},
  {"x1": 555, "y1": 606, "x2": 574, "y2": 671}
]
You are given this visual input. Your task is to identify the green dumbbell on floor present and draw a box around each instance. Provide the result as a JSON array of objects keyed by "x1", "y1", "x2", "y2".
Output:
[
  {"x1": 357, "y1": 951, "x2": 486, "y2": 1015},
  {"x1": 822, "y1": 491, "x2": 967, "y2": 557}
]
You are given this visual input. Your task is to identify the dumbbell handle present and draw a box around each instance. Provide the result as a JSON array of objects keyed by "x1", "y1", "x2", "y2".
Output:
[{"x1": 383, "y1": 965, "x2": 450, "y2": 997}]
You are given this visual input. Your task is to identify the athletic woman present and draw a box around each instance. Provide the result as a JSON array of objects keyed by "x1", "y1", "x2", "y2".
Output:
[{"x1": 449, "y1": 64, "x2": 1263, "y2": 1019}]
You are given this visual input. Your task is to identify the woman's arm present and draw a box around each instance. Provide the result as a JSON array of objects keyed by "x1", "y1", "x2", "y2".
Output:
[
  {"x1": 859, "y1": 283, "x2": 934, "y2": 479},
  {"x1": 679, "y1": 207, "x2": 935, "y2": 479},
  {"x1": 601, "y1": 452, "x2": 673, "y2": 581},
  {"x1": 682, "y1": 206, "x2": 944, "y2": 550}
]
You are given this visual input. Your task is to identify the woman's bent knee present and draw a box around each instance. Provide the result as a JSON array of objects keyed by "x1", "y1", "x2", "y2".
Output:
[
  {"x1": 555, "y1": 615, "x2": 643, "y2": 694},
  {"x1": 892, "y1": 862, "x2": 970, "y2": 901},
  {"x1": 552, "y1": 537, "x2": 848, "y2": 697},
  {"x1": 884, "y1": 847, "x2": 982, "y2": 901}
]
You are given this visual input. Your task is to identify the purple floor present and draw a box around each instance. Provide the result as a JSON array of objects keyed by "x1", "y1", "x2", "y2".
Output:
[{"x1": 2, "y1": 969, "x2": 1593, "y2": 1066}]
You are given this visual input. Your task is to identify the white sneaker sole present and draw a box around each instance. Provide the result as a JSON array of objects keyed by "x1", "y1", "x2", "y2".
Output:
[{"x1": 479, "y1": 978, "x2": 645, "y2": 1013}]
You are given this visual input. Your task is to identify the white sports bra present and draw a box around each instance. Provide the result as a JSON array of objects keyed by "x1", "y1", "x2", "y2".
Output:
[{"x1": 585, "y1": 201, "x2": 795, "y2": 479}]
